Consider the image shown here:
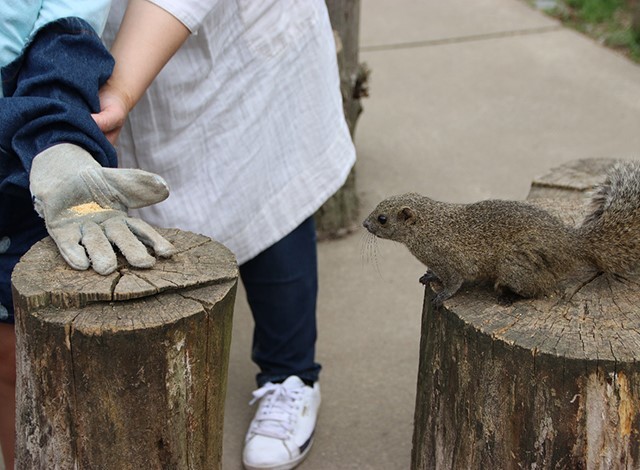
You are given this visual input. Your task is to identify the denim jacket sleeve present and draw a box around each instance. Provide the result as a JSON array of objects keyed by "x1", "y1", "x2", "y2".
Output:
[{"x1": 0, "y1": 18, "x2": 117, "y2": 206}]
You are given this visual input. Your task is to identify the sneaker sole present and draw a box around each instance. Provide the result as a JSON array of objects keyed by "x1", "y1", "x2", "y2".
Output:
[{"x1": 243, "y1": 437, "x2": 314, "y2": 470}]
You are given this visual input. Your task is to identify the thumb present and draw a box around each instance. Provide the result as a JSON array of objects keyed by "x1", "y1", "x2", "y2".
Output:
[
  {"x1": 91, "y1": 110, "x2": 108, "y2": 131},
  {"x1": 91, "y1": 110, "x2": 124, "y2": 145},
  {"x1": 99, "y1": 167, "x2": 170, "y2": 209},
  {"x1": 91, "y1": 107, "x2": 122, "y2": 133}
]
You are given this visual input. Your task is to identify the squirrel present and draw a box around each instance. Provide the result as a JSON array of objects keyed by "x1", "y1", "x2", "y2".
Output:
[{"x1": 363, "y1": 161, "x2": 640, "y2": 307}]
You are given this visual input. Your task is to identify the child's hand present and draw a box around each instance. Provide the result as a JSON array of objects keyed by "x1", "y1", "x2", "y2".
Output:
[{"x1": 91, "y1": 80, "x2": 133, "y2": 145}]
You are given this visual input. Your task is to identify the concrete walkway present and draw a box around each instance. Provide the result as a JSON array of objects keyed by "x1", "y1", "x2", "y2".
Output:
[{"x1": 222, "y1": 0, "x2": 640, "y2": 469}]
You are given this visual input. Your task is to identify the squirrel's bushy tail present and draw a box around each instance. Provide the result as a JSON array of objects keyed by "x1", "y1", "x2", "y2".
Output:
[{"x1": 580, "y1": 161, "x2": 640, "y2": 274}]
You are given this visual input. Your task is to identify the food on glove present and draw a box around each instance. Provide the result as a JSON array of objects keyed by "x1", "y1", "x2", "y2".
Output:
[{"x1": 70, "y1": 202, "x2": 109, "y2": 215}]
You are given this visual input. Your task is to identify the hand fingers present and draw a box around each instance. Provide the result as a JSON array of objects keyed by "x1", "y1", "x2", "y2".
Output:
[
  {"x1": 91, "y1": 90, "x2": 127, "y2": 134},
  {"x1": 51, "y1": 222, "x2": 118, "y2": 275},
  {"x1": 81, "y1": 221, "x2": 118, "y2": 275},
  {"x1": 103, "y1": 218, "x2": 156, "y2": 268},
  {"x1": 49, "y1": 224, "x2": 91, "y2": 271},
  {"x1": 125, "y1": 217, "x2": 176, "y2": 258},
  {"x1": 50, "y1": 216, "x2": 173, "y2": 273}
]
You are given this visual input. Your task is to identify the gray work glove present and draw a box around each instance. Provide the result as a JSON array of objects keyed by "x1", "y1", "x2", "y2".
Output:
[{"x1": 29, "y1": 143, "x2": 176, "y2": 275}]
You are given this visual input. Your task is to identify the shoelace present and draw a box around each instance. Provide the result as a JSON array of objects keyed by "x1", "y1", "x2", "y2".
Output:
[{"x1": 248, "y1": 382, "x2": 303, "y2": 440}]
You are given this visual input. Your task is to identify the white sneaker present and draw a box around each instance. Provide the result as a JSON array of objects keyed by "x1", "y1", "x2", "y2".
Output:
[{"x1": 242, "y1": 376, "x2": 321, "y2": 470}]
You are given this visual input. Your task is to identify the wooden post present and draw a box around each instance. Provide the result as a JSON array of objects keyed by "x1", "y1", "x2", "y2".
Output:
[
  {"x1": 325, "y1": 0, "x2": 368, "y2": 137},
  {"x1": 411, "y1": 159, "x2": 640, "y2": 469},
  {"x1": 315, "y1": 0, "x2": 369, "y2": 239},
  {"x1": 12, "y1": 229, "x2": 237, "y2": 469}
]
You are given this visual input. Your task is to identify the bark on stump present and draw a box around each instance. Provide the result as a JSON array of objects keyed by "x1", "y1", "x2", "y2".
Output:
[
  {"x1": 315, "y1": 0, "x2": 368, "y2": 239},
  {"x1": 12, "y1": 229, "x2": 238, "y2": 470},
  {"x1": 412, "y1": 159, "x2": 640, "y2": 470}
]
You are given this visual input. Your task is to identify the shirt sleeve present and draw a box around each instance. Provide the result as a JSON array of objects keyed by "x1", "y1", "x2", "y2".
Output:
[
  {"x1": 0, "y1": 1, "x2": 39, "y2": 70},
  {"x1": 146, "y1": 0, "x2": 218, "y2": 33},
  {"x1": 0, "y1": 0, "x2": 112, "y2": 93},
  {"x1": 34, "y1": 0, "x2": 113, "y2": 36}
]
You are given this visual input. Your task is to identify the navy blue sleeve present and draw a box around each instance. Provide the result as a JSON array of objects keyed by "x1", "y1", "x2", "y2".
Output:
[{"x1": 0, "y1": 17, "x2": 117, "y2": 203}]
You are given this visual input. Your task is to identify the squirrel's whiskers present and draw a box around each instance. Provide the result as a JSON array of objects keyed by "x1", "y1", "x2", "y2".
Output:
[{"x1": 360, "y1": 231, "x2": 383, "y2": 278}]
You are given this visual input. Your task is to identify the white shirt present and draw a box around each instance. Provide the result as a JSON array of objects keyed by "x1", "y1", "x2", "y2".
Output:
[{"x1": 104, "y1": 0, "x2": 355, "y2": 264}]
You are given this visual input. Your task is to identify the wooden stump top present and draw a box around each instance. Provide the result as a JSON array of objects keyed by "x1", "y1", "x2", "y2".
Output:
[
  {"x1": 528, "y1": 157, "x2": 623, "y2": 199},
  {"x1": 11, "y1": 228, "x2": 238, "y2": 328},
  {"x1": 441, "y1": 277, "x2": 640, "y2": 363}
]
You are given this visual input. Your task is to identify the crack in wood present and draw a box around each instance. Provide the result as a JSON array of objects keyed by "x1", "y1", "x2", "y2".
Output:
[{"x1": 565, "y1": 271, "x2": 602, "y2": 302}]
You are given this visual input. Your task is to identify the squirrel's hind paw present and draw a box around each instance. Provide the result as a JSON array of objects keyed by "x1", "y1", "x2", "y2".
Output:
[
  {"x1": 495, "y1": 285, "x2": 524, "y2": 306},
  {"x1": 431, "y1": 291, "x2": 451, "y2": 309}
]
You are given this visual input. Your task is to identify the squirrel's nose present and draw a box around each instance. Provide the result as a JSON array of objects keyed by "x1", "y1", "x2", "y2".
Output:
[{"x1": 363, "y1": 219, "x2": 375, "y2": 234}]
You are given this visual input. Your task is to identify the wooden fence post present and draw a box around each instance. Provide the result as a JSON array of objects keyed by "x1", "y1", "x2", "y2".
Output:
[
  {"x1": 411, "y1": 159, "x2": 640, "y2": 469},
  {"x1": 315, "y1": 0, "x2": 369, "y2": 239},
  {"x1": 12, "y1": 229, "x2": 237, "y2": 469}
]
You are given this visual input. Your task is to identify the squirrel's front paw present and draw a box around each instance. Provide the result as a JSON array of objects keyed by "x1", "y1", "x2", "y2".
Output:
[{"x1": 419, "y1": 270, "x2": 440, "y2": 286}]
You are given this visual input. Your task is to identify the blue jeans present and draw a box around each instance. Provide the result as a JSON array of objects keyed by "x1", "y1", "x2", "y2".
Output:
[
  {"x1": 240, "y1": 217, "x2": 322, "y2": 386},
  {"x1": 0, "y1": 17, "x2": 116, "y2": 322}
]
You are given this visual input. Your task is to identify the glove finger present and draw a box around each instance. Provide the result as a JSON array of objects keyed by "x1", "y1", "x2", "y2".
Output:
[
  {"x1": 49, "y1": 224, "x2": 90, "y2": 271},
  {"x1": 103, "y1": 218, "x2": 156, "y2": 269},
  {"x1": 125, "y1": 217, "x2": 176, "y2": 258},
  {"x1": 80, "y1": 221, "x2": 118, "y2": 275},
  {"x1": 99, "y1": 168, "x2": 170, "y2": 209}
]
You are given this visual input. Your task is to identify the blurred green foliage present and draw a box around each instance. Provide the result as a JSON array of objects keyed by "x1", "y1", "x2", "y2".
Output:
[
  {"x1": 541, "y1": 0, "x2": 640, "y2": 62},
  {"x1": 566, "y1": 0, "x2": 623, "y2": 23}
]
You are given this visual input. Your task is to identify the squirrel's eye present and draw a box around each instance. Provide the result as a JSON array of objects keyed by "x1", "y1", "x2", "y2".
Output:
[{"x1": 378, "y1": 215, "x2": 387, "y2": 225}]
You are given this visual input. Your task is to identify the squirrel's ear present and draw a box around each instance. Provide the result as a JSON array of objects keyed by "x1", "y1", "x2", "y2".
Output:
[{"x1": 400, "y1": 207, "x2": 416, "y2": 225}]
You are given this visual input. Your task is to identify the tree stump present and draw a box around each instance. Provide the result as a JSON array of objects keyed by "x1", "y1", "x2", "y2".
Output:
[
  {"x1": 12, "y1": 229, "x2": 238, "y2": 470},
  {"x1": 412, "y1": 159, "x2": 640, "y2": 469},
  {"x1": 315, "y1": 0, "x2": 369, "y2": 239}
]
